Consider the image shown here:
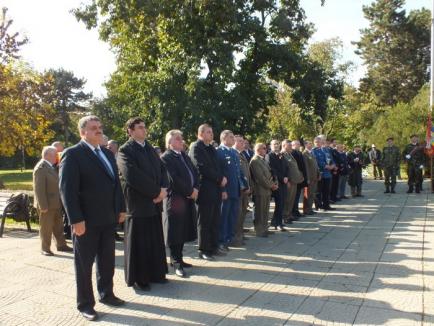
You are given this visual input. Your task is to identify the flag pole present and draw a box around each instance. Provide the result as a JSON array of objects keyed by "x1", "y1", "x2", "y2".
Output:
[{"x1": 430, "y1": 0, "x2": 434, "y2": 192}]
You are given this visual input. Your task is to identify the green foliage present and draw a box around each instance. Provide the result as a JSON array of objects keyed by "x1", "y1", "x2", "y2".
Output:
[
  {"x1": 355, "y1": 0, "x2": 430, "y2": 106},
  {"x1": 46, "y1": 68, "x2": 92, "y2": 146},
  {"x1": 365, "y1": 85, "x2": 429, "y2": 149},
  {"x1": 73, "y1": 0, "x2": 337, "y2": 146}
]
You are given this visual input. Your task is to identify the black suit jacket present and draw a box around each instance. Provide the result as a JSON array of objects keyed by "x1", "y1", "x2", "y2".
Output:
[
  {"x1": 266, "y1": 152, "x2": 289, "y2": 184},
  {"x1": 59, "y1": 140, "x2": 125, "y2": 227},
  {"x1": 291, "y1": 149, "x2": 308, "y2": 188},
  {"x1": 161, "y1": 149, "x2": 199, "y2": 197},
  {"x1": 117, "y1": 139, "x2": 168, "y2": 218},
  {"x1": 189, "y1": 140, "x2": 224, "y2": 204}
]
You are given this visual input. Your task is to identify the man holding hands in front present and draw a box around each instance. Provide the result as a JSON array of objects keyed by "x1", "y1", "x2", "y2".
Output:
[{"x1": 59, "y1": 116, "x2": 126, "y2": 321}]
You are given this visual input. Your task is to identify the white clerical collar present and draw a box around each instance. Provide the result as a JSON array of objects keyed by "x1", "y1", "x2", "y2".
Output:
[
  {"x1": 82, "y1": 139, "x2": 100, "y2": 152},
  {"x1": 135, "y1": 140, "x2": 146, "y2": 147}
]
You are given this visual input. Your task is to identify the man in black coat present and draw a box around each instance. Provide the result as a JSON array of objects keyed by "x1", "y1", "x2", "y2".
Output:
[
  {"x1": 59, "y1": 115, "x2": 126, "y2": 321},
  {"x1": 291, "y1": 140, "x2": 308, "y2": 217},
  {"x1": 266, "y1": 140, "x2": 289, "y2": 230},
  {"x1": 161, "y1": 129, "x2": 199, "y2": 278},
  {"x1": 117, "y1": 117, "x2": 169, "y2": 291},
  {"x1": 189, "y1": 124, "x2": 227, "y2": 260}
]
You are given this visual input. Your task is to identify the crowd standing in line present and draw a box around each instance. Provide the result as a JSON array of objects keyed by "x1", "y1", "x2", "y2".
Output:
[{"x1": 31, "y1": 114, "x2": 428, "y2": 321}]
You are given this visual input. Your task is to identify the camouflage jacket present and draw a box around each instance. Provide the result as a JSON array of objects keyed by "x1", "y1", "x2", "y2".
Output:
[
  {"x1": 402, "y1": 143, "x2": 425, "y2": 167},
  {"x1": 381, "y1": 145, "x2": 400, "y2": 169}
]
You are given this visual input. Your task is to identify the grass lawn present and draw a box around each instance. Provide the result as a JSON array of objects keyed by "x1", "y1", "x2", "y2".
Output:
[{"x1": 0, "y1": 169, "x2": 33, "y2": 191}]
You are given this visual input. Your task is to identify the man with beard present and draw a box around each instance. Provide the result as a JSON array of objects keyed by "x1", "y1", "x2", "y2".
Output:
[{"x1": 117, "y1": 117, "x2": 169, "y2": 291}]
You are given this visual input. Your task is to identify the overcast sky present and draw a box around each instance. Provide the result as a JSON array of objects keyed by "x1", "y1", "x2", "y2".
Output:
[{"x1": 2, "y1": 0, "x2": 431, "y2": 97}]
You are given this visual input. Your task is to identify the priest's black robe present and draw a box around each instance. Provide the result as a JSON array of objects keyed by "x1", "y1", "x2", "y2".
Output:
[{"x1": 117, "y1": 139, "x2": 168, "y2": 286}]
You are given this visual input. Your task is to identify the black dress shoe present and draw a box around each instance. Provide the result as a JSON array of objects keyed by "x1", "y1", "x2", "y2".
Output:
[
  {"x1": 99, "y1": 295, "x2": 125, "y2": 307},
  {"x1": 57, "y1": 246, "x2": 73, "y2": 252},
  {"x1": 181, "y1": 261, "x2": 193, "y2": 268},
  {"x1": 134, "y1": 282, "x2": 151, "y2": 291},
  {"x1": 80, "y1": 308, "x2": 98, "y2": 321},
  {"x1": 115, "y1": 233, "x2": 124, "y2": 242},
  {"x1": 278, "y1": 225, "x2": 286, "y2": 232},
  {"x1": 243, "y1": 228, "x2": 250, "y2": 233},
  {"x1": 218, "y1": 244, "x2": 230, "y2": 252},
  {"x1": 153, "y1": 278, "x2": 169, "y2": 284},
  {"x1": 41, "y1": 250, "x2": 54, "y2": 256},
  {"x1": 199, "y1": 252, "x2": 215, "y2": 260},
  {"x1": 174, "y1": 267, "x2": 186, "y2": 277},
  {"x1": 213, "y1": 248, "x2": 227, "y2": 256}
]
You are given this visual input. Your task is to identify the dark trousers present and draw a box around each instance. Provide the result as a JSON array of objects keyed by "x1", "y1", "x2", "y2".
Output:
[
  {"x1": 169, "y1": 243, "x2": 184, "y2": 266},
  {"x1": 197, "y1": 203, "x2": 220, "y2": 254},
  {"x1": 73, "y1": 224, "x2": 115, "y2": 312},
  {"x1": 271, "y1": 184, "x2": 286, "y2": 227},
  {"x1": 316, "y1": 178, "x2": 331, "y2": 208},
  {"x1": 220, "y1": 197, "x2": 240, "y2": 245},
  {"x1": 330, "y1": 174, "x2": 339, "y2": 201},
  {"x1": 408, "y1": 166, "x2": 423, "y2": 190},
  {"x1": 292, "y1": 185, "x2": 303, "y2": 213}
]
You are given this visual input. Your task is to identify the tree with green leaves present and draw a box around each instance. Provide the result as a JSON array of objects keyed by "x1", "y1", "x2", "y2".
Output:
[
  {"x1": 46, "y1": 68, "x2": 92, "y2": 146},
  {"x1": 73, "y1": 0, "x2": 329, "y2": 146},
  {"x1": 355, "y1": 0, "x2": 430, "y2": 106},
  {"x1": 0, "y1": 8, "x2": 54, "y2": 161}
]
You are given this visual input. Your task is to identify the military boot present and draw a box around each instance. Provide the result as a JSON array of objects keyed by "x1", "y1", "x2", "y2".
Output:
[
  {"x1": 384, "y1": 186, "x2": 390, "y2": 194},
  {"x1": 391, "y1": 186, "x2": 396, "y2": 194},
  {"x1": 415, "y1": 185, "x2": 421, "y2": 194},
  {"x1": 407, "y1": 186, "x2": 414, "y2": 194}
]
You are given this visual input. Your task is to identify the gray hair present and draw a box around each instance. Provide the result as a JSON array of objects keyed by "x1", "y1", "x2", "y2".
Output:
[
  {"x1": 42, "y1": 146, "x2": 57, "y2": 158},
  {"x1": 165, "y1": 129, "x2": 183, "y2": 149},
  {"x1": 220, "y1": 130, "x2": 233, "y2": 142},
  {"x1": 77, "y1": 115, "x2": 101, "y2": 132}
]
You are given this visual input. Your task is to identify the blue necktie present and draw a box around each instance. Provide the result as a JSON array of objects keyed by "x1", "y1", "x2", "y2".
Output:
[{"x1": 95, "y1": 148, "x2": 114, "y2": 179}]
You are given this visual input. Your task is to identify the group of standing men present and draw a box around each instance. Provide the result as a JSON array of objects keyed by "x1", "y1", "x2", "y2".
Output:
[{"x1": 31, "y1": 113, "x2": 427, "y2": 321}]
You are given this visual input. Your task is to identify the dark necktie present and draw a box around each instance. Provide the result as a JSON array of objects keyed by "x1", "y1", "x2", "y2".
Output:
[
  {"x1": 179, "y1": 153, "x2": 194, "y2": 187},
  {"x1": 95, "y1": 148, "x2": 114, "y2": 179}
]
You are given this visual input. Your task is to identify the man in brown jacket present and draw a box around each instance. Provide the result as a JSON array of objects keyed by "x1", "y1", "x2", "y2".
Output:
[
  {"x1": 281, "y1": 140, "x2": 303, "y2": 223},
  {"x1": 232, "y1": 135, "x2": 251, "y2": 246},
  {"x1": 250, "y1": 143, "x2": 277, "y2": 237},
  {"x1": 303, "y1": 140, "x2": 320, "y2": 215},
  {"x1": 33, "y1": 146, "x2": 72, "y2": 256}
]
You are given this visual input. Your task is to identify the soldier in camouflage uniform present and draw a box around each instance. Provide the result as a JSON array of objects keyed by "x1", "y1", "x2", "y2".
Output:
[
  {"x1": 381, "y1": 137, "x2": 400, "y2": 193},
  {"x1": 402, "y1": 135, "x2": 425, "y2": 193}
]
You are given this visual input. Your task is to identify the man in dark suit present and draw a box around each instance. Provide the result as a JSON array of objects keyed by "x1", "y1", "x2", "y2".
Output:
[
  {"x1": 59, "y1": 115, "x2": 126, "y2": 321},
  {"x1": 161, "y1": 129, "x2": 199, "y2": 277},
  {"x1": 266, "y1": 140, "x2": 289, "y2": 231},
  {"x1": 291, "y1": 140, "x2": 308, "y2": 218},
  {"x1": 189, "y1": 124, "x2": 227, "y2": 260},
  {"x1": 117, "y1": 117, "x2": 169, "y2": 290}
]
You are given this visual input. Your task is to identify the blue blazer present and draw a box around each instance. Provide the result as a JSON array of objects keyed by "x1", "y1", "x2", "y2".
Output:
[{"x1": 217, "y1": 146, "x2": 247, "y2": 198}]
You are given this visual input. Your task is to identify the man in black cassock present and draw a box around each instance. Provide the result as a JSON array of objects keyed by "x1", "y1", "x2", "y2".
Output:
[
  {"x1": 189, "y1": 124, "x2": 227, "y2": 260},
  {"x1": 161, "y1": 130, "x2": 199, "y2": 278},
  {"x1": 117, "y1": 117, "x2": 169, "y2": 291}
]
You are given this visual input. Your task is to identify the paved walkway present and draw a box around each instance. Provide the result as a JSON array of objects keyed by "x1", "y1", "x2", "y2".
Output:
[{"x1": 0, "y1": 180, "x2": 433, "y2": 325}]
